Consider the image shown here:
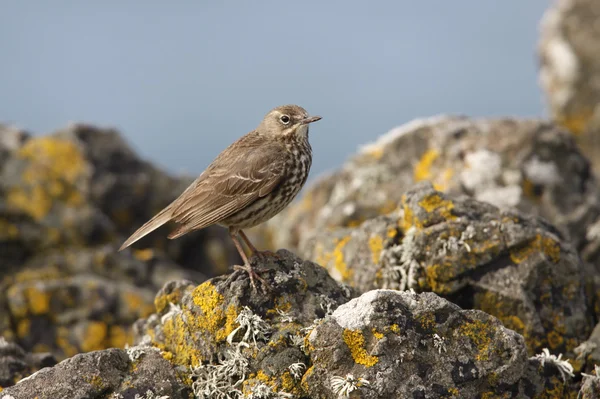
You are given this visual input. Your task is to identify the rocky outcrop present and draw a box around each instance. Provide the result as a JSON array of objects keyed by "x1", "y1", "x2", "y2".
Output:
[
  {"x1": 0, "y1": 345, "x2": 191, "y2": 399},
  {"x1": 538, "y1": 0, "x2": 600, "y2": 169},
  {"x1": 303, "y1": 183, "x2": 599, "y2": 356},
  {"x1": 257, "y1": 117, "x2": 600, "y2": 259},
  {"x1": 1, "y1": 253, "x2": 574, "y2": 398},
  {"x1": 0, "y1": 124, "x2": 240, "y2": 359},
  {"x1": 0, "y1": 337, "x2": 56, "y2": 389}
]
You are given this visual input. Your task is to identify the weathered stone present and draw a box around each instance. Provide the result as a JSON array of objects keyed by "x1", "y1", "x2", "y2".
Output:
[
  {"x1": 0, "y1": 346, "x2": 191, "y2": 399},
  {"x1": 134, "y1": 249, "x2": 355, "y2": 398},
  {"x1": 257, "y1": 116, "x2": 599, "y2": 257},
  {"x1": 0, "y1": 244, "x2": 205, "y2": 359},
  {"x1": 538, "y1": 0, "x2": 600, "y2": 169},
  {"x1": 304, "y1": 183, "x2": 597, "y2": 355},
  {"x1": 304, "y1": 289, "x2": 572, "y2": 398},
  {"x1": 0, "y1": 124, "x2": 245, "y2": 359},
  {"x1": 0, "y1": 337, "x2": 56, "y2": 389}
]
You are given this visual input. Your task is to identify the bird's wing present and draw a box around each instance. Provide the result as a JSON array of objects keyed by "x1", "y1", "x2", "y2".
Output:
[{"x1": 168, "y1": 134, "x2": 286, "y2": 235}]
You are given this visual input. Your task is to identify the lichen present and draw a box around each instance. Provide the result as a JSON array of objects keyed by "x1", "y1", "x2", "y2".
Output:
[
  {"x1": 342, "y1": 329, "x2": 378, "y2": 367},
  {"x1": 458, "y1": 319, "x2": 493, "y2": 361},
  {"x1": 509, "y1": 234, "x2": 561, "y2": 264},
  {"x1": 368, "y1": 235, "x2": 383, "y2": 264},
  {"x1": 414, "y1": 149, "x2": 440, "y2": 182},
  {"x1": 6, "y1": 137, "x2": 89, "y2": 221},
  {"x1": 81, "y1": 321, "x2": 108, "y2": 353}
]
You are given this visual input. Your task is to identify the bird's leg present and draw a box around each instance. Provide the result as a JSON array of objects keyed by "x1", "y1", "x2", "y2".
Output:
[
  {"x1": 239, "y1": 230, "x2": 280, "y2": 260},
  {"x1": 229, "y1": 229, "x2": 271, "y2": 293}
]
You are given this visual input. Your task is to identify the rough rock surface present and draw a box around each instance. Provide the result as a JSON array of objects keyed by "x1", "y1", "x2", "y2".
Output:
[
  {"x1": 538, "y1": 0, "x2": 600, "y2": 168},
  {"x1": 134, "y1": 249, "x2": 355, "y2": 398},
  {"x1": 304, "y1": 182, "x2": 598, "y2": 356},
  {"x1": 2, "y1": 263, "x2": 574, "y2": 398},
  {"x1": 0, "y1": 345, "x2": 191, "y2": 399},
  {"x1": 256, "y1": 116, "x2": 600, "y2": 257},
  {"x1": 0, "y1": 337, "x2": 56, "y2": 389},
  {"x1": 0, "y1": 124, "x2": 240, "y2": 359},
  {"x1": 305, "y1": 289, "x2": 571, "y2": 399}
]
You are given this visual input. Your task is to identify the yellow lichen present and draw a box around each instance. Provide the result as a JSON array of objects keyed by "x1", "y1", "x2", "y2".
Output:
[
  {"x1": 458, "y1": 319, "x2": 493, "y2": 361},
  {"x1": 414, "y1": 149, "x2": 439, "y2": 182},
  {"x1": 109, "y1": 325, "x2": 132, "y2": 348},
  {"x1": 510, "y1": 234, "x2": 561, "y2": 264},
  {"x1": 417, "y1": 194, "x2": 455, "y2": 222},
  {"x1": 342, "y1": 329, "x2": 378, "y2": 367},
  {"x1": 133, "y1": 248, "x2": 155, "y2": 262},
  {"x1": 372, "y1": 328, "x2": 384, "y2": 339},
  {"x1": 81, "y1": 321, "x2": 108, "y2": 353},
  {"x1": 547, "y1": 330, "x2": 564, "y2": 350},
  {"x1": 389, "y1": 324, "x2": 400, "y2": 333},
  {"x1": 26, "y1": 286, "x2": 51, "y2": 315},
  {"x1": 6, "y1": 137, "x2": 88, "y2": 221},
  {"x1": 331, "y1": 236, "x2": 353, "y2": 282},
  {"x1": 368, "y1": 235, "x2": 384, "y2": 264},
  {"x1": 17, "y1": 319, "x2": 30, "y2": 338},
  {"x1": 556, "y1": 109, "x2": 594, "y2": 135}
]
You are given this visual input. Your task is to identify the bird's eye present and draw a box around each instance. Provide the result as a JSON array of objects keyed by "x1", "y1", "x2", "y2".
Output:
[{"x1": 280, "y1": 115, "x2": 290, "y2": 125}]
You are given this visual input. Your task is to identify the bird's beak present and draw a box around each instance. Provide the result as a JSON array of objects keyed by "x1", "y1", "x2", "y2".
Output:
[{"x1": 300, "y1": 115, "x2": 322, "y2": 125}]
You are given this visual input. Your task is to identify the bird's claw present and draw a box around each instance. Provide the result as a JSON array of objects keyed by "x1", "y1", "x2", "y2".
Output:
[{"x1": 233, "y1": 264, "x2": 272, "y2": 293}]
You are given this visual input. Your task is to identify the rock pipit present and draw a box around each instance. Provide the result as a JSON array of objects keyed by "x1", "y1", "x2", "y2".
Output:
[{"x1": 119, "y1": 105, "x2": 321, "y2": 291}]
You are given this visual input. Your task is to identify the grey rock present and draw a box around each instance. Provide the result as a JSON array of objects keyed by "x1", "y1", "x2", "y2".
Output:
[
  {"x1": 256, "y1": 116, "x2": 599, "y2": 258},
  {"x1": 0, "y1": 347, "x2": 191, "y2": 399},
  {"x1": 538, "y1": 0, "x2": 600, "y2": 169},
  {"x1": 0, "y1": 337, "x2": 56, "y2": 389},
  {"x1": 304, "y1": 289, "x2": 571, "y2": 398},
  {"x1": 303, "y1": 182, "x2": 597, "y2": 355}
]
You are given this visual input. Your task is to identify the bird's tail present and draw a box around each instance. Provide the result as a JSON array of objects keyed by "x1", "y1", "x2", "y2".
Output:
[{"x1": 118, "y1": 207, "x2": 174, "y2": 251}]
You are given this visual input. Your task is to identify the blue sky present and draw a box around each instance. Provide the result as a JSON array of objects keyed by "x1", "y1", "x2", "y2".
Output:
[{"x1": 0, "y1": 1, "x2": 549, "y2": 181}]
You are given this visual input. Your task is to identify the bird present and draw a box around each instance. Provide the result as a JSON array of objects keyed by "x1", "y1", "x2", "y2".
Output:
[{"x1": 118, "y1": 104, "x2": 321, "y2": 292}]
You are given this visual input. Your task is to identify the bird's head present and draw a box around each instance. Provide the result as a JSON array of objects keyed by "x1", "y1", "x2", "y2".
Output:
[{"x1": 258, "y1": 104, "x2": 321, "y2": 140}]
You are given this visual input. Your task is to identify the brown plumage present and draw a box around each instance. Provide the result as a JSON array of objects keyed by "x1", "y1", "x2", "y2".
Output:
[{"x1": 118, "y1": 104, "x2": 321, "y2": 291}]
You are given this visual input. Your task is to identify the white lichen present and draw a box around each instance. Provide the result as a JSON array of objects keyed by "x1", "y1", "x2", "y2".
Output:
[
  {"x1": 439, "y1": 225, "x2": 475, "y2": 256},
  {"x1": 330, "y1": 374, "x2": 370, "y2": 397},
  {"x1": 125, "y1": 334, "x2": 160, "y2": 362},
  {"x1": 575, "y1": 341, "x2": 597, "y2": 361},
  {"x1": 192, "y1": 348, "x2": 249, "y2": 399},
  {"x1": 288, "y1": 362, "x2": 306, "y2": 380},
  {"x1": 227, "y1": 307, "x2": 271, "y2": 347},
  {"x1": 380, "y1": 226, "x2": 420, "y2": 290},
  {"x1": 433, "y1": 334, "x2": 447, "y2": 354},
  {"x1": 581, "y1": 364, "x2": 600, "y2": 381},
  {"x1": 531, "y1": 348, "x2": 574, "y2": 381},
  {"x1": 276, "y1": 308, "x2": 294, "y2": 323},
  {"x1": 160, "y1": 302, "x2": 185, "y2": 324},
  {"x1": 245, "y1": 384, "x2": 293, "y2": 399},
  {"x1": 133, "y1": 390, "x2": 170, "y2": 399}
]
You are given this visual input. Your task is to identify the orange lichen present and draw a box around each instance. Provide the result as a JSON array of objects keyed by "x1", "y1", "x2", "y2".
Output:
[
  {"x1": 342, "y1": 329, "x2": 379, "y2": 367},
  {"x1": 26, "y1": 286, "x2": 51, "y2": 315}
]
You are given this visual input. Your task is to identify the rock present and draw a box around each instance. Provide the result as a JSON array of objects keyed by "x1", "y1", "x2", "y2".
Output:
[
  {"x1": 538, "y1": 0, "x2": 600, "y2": 169},
  {"x1": 257, "y1": 116, "x2": 599, "y2": 256},
  {"x1": 304, "y1": 289, "x2": 573, "y2": 398},
  {"x1": 304, "y1": 183, "x2": 597, "y2": 355},
  {"x1": 134, "y1": 249, "x2": 354, "y2": 398},
  {"x1": 0, "y1": 337, "x2": 56, "y2": 389},
  {"x1": 0, "y1": 124, "x2": 242, "y2": 359},
  {"x1": 0, "y1": 345, "x2": 191, "y2": 399},
  {"x1": 1, "y1": 254, "x2": 576, "y2": 397}
]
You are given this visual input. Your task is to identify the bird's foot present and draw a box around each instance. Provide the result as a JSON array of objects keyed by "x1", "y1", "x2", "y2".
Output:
[{"x1": 233, "y1": 263, "x2": 272, "y2": 293}]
